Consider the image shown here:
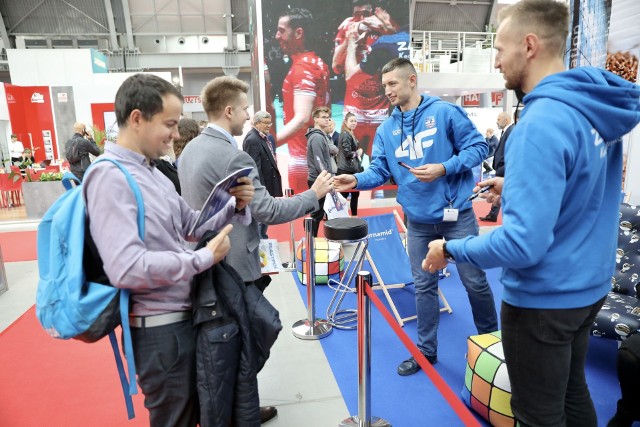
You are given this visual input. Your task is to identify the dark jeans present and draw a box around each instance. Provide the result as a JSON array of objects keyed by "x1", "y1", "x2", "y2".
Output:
[
  {"x1": 131, "y1": 319, "x2": 198, "y2": 427},
  {"x1": 340, "y1": 191, "x2": 360, "y2": 216},
  {"x1": 501, "y1": 297, "x2": 605, "y2": 427},
  {"x1": 308, "y1": 180, "x2": 325, "y2": 237},
  {"x1": 407, "y1": 210, "x2": 498, "y2": 357}
]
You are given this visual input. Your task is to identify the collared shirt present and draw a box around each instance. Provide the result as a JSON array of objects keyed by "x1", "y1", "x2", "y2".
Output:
[
  {"x1": 83, "y1": 141, "x2": 250, "y2": 316},
  {"x1": 208, "y1": 123, "x2": 238, "y2": 149},
  {"x1": 257, "y1": 128, "x2": 276, "y2": 159}
]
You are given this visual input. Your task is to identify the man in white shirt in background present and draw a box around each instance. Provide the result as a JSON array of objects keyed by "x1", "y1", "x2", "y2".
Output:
[{"x1": 9, "y1": 134, "x2": 24, "y2": 165}]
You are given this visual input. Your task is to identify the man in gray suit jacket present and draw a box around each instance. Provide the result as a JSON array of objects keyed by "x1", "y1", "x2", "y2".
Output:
[
  {"x1": 180, "y1": 75, "x2": 333, "y2": 425},
  {"x1": 179, "y1": 76, "x2": 333, "y2": 285}
]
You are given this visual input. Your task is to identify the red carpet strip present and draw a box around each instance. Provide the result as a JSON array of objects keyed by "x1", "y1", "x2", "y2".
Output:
[
  {"x1": 0, "y1": 231, "x2": 38, "y2": 262},
  {"x1": 0, "y1": 307, "x2": 149, "y2": 426}
]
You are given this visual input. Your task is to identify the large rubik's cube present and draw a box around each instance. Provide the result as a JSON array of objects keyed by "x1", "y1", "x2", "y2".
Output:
[
  {"x1": 462, "y1": 331, "x2": 518, "y2": 427},
  {"x1": 296, "y1": 237, "x2": 344, "y2": 285}
]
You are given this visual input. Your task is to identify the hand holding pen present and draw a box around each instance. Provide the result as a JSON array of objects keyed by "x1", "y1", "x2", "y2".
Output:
[
  {"x1": 468, "y1": 177, "x2": 504, "y2": 203},
  {"x1": 467, "y1": 185, "x2": 493, "y2": 201}
]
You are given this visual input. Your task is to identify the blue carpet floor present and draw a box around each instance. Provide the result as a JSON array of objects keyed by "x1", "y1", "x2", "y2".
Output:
[{"x1": 293, "y1": 264, "x2": 620, "y2": 426}]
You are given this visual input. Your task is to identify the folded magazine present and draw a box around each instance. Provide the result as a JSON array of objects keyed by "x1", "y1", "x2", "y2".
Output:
[{"x1": 188, "y1": 167, "x2": 253, "y2": 236}]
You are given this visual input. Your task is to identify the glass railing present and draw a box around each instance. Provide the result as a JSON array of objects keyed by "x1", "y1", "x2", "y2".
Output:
[
  {"x1": 410, "y1": 31, "x2": 498, "y2": 73},
  {"x1": 102, "y1": 49, "x2": 144, "y2": 72}
]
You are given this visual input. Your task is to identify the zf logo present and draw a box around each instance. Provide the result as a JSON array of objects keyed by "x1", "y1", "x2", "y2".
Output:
[{"x1": 395, "y1": 128, "x2": 438, "y2": 160}]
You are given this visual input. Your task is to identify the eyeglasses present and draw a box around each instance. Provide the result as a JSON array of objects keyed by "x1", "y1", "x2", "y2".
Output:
[{"x1": 260, "y1": 121, "x2": 272, "y2": 126}]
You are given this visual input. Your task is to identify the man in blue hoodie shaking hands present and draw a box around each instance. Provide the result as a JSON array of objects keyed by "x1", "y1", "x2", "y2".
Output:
[
  {"x1": 334, "y1": 56, "x2": 499, "y2": 375},
  {"x1": 424, "y1": 0, "x2": 640, "y2": 425}
]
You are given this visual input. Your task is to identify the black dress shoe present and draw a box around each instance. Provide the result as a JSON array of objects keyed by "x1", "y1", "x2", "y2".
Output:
[
  {"x1": 479, "y1": 215, "x2": 498, "y2": 222},
  {"x1": 260, "y1": 406, "x2": 278, "y2": 424},
  {"x1": 397, "y1": 354, "x2": 437, "y2": 376}
]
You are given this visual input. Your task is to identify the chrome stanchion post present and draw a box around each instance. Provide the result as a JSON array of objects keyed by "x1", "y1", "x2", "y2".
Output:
[
  {"x1": 282, "y1": 188, "x2": 296, "y2": 271},
  {"x1": 339, "y1": 271, "x2": 390, "y2": 427},
  {"x1": 292, "y1": 218, "x2": 333, "y2": 340}
]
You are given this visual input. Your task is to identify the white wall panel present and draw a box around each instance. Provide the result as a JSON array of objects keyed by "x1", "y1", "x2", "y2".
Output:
[
  {"x1": 7, "y1": 49, "x2": 94, "y2": 86},
  {"x1": 0, "y1": 84, "x2": 9, "y2": 121}
]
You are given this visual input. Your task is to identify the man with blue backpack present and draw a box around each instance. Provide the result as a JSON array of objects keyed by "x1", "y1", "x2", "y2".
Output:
[{"x1": 82, "y1": 74, "x2": 254, "y2": 427}]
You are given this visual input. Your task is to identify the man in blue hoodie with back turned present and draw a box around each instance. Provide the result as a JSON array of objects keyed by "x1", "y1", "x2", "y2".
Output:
[
  {"x1": 424, "y1": 0, "x2": 640, "y2": 425},
  {"x1": 334, "y1": 57, "x2": 498, "y2": 375}
]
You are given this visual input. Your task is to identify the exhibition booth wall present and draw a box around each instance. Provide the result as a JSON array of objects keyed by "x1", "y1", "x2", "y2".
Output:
[{"x1": 2, "y1": 49, "x2": 170, "y2": 161}]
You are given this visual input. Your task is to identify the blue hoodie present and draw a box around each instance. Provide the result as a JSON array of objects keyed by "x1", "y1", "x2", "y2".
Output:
[
  {"x1": 354, "y1": 96, "x2": 488, "y2": 223},
  {"x1": 447, "y1": 67, "x2": 640, "y2": 309}
]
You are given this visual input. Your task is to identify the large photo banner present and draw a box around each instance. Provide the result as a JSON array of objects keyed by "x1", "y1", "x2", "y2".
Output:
[
  {"x1": 607, "y1": 0, "x2": 640, "y2": 199},
  {"x1": 256, "y1": 0, "x2": 410, "y2": 193},
  {"x1": 568, "y1": 0, "x2": 612, "y2": 69}
]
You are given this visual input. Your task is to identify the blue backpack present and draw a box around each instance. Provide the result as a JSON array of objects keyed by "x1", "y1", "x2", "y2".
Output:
[{"x1": 35, "y1": 158, "x2": 143, "y2": 419}]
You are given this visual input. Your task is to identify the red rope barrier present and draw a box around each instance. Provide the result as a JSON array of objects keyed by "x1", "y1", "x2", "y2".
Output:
[{"x1": 364, "y1": 284, "x2": 481, "y2": 427}]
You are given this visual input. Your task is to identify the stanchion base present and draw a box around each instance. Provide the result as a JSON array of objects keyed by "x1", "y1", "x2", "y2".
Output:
[
  {"x1": 328, "y1": 309, "x2": 358, "y2": 330},
  {"x1": 292, "y1": 318, "x2": 333, "y2": 340},
  {"x1": 339, "y1": 416, "x2": 391, "y2": 427}
]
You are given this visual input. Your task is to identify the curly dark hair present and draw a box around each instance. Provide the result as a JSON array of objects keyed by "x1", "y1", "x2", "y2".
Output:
[{"x1": 174, "y1": 118, "x2": 201, "y2": 159}]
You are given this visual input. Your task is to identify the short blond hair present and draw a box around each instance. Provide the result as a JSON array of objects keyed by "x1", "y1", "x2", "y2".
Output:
[
  {"x1": 498, "y1": 0, "x2": 569, "y2": 58},
  {"x1": 201, "y1": 76, "x2": 249, "y2": 118}
]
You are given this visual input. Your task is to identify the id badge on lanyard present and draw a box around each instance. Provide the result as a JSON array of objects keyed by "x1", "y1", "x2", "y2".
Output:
[{"x1": 443, "y1": 202, "x2": 458, "y2": 222}]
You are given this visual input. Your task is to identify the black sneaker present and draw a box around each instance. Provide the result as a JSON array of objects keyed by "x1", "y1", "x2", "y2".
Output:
[{"x1": 397, "y1": 354, "x2": 438, "y2": 376}]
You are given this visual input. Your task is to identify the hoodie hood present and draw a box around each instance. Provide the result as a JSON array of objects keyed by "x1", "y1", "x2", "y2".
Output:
[
  {"x1": 388, "y1": 96, "x2": 440, "y2": 149},
  {"x1": 525, "y1": 66, "x2": 640, "y2": 142},
  {"x1": 390, "y1": 96, "x2": 440, "y2": 123},
  {"x1": 305, "y1": 127, "x2": 326, "y2": 138},
  {"x1": 355, "y1": 94, "x2": 489, "y2": 223}
]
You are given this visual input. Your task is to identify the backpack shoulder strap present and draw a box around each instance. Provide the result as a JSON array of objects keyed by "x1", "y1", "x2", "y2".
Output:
[
  {"x1": 89, "y1": 157, "x2": 144, "y2": 419},
  {"x1": 91, "y1": 158, "x2": 145, "y2": 237}
]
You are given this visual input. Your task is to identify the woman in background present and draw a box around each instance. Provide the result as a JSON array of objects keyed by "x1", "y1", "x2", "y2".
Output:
[
  {"x1": 336, "y1": 112, "x2": 362, "y2": 216},
  {"x1": 157, "y1": 118, "x2": 202, "y2": 194},
  {"x1": 174, "y1": 118, "x2": 201, "y2": 161}
]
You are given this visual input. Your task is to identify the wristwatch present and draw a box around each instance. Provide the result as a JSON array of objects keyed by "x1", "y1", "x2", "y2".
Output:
[{"x1": 442, "y1": 241, "x2": 455, "y2": 262}]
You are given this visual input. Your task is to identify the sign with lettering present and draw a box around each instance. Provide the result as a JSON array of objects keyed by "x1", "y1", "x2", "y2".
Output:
[
  {"x1": 183, "y1": 95, "x2": 202, "y2": 104},
  {"x1": 462, "y1": 92, "x2": 504, "y2": 107}
]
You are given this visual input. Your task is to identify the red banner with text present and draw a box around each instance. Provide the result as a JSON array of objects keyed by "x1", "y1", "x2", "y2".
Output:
[{"x1": 4, "y1": 84, "x2": 58, "y2": 162}]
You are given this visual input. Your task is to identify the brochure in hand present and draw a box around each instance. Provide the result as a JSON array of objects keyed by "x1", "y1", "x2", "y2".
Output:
[{"x1": 188, "y1": 167, "x2": 253, "y2": 236}]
